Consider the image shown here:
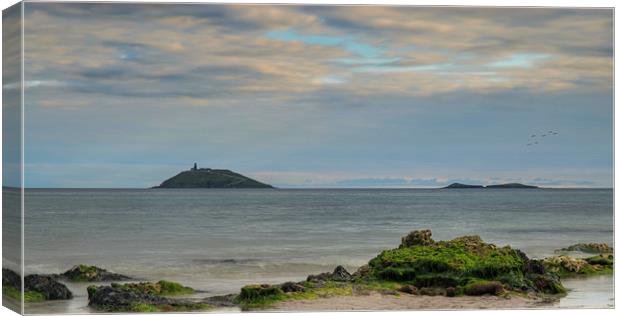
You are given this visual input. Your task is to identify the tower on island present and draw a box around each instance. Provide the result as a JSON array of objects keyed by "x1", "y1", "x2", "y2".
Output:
[{"x1": 192, "y1": 162, "x2": 198, "y2": 171}]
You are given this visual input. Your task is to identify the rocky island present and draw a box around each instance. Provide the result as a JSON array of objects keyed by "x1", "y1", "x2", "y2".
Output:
[
  {"x1": 154, "y1": 163, "x2": 273, "y2": 189},
  {"x1": 443, "y1": 183, "x2": 539, "y2": 189},
  {"x1": 443, "y1": 183, "x2": 485, "y2": 189}
]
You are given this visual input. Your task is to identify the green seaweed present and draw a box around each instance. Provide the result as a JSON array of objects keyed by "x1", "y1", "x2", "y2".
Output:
[
  {"x1": 2, "y1": 285, "x2": 47, "y2": 303},
  {"x1": 235, "y1": 282, "x2": 356, "y2": 310},
  {"x1": 110, "y1": 280, "x2": 195, "y2": 296},
  {"x1": 368, "y1": 236, "x2": 525, "y2": 287},
  {"x1": 65, "y1": 265, "x2": 102, "y2": 282},
  {"x1": 543, "y1": 255, "x2": 613, "y2": 278},
  {"x1": 235, "y1": 285, "x2": 286, "y2": 310},
  {"x1": 130, "y1": 303, "x2": 160, "y2": 312}
]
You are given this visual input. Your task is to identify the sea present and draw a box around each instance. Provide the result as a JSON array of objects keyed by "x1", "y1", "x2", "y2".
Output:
[{"x1": 8, "y1": 188, "x2": 615, "y2": 312}]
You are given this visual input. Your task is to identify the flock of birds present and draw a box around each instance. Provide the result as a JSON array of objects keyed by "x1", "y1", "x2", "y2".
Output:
[{"x1": 527, "y1": 131, "x2": 559, "y2": 146}]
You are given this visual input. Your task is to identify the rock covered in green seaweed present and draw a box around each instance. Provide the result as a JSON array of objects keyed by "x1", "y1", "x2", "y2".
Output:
[
  {"x1": 2, "y1": 269, "x2": 72, "y2": 302},
  {"x1": 543, "y1": 254, "x2": 613, "y2": 277},
  {"x1": 367, "y1": 230, "x2": 566, "y2": 294},
  {"x1": 557, "y1": 243, "x2": 613, "y2": 254},
  {"x1": 62, "y1": 264, "x2": 131, "y2": 282},
  {"x1": 87, "y1": 281, "x2": 208, "y2": 312},
  {"x1": 24, "y1": 275, "x2": 73, "y2": 300}
]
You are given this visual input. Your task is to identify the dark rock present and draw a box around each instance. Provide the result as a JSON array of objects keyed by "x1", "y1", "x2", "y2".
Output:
[
  {"x1": 446, "y1": 287, "x2": 456, "y2": 297},
  {"x1": 352, "y1": 264, "x2": 370, "y2": 278},
  {"x1": 2, "y1": 268, "x2": 21, "y2": 289},
  {"x1": 400, "y1": 229, "x2": 434, "y2": 247},
  {"x1": 24, "y1": 275, "x2": 72, "y2": 300},
  {"x1": 89, "y1": 286, "x2": 170, "y2": 310},
  {"x1": 280, "y1": 282, "x2": 306, "y2": 293},
  {"x1": 397, "y1": 285, "x2": 418, "y2": 295},
  {"x1": 525, "y1": 259, "x2": 547, "y2": 275},
  {"x1": 88, "y1": 285, "x2": 204, "y2": 312},
  {"x1": 332, "y1": 266, "x2": 352, "y2": 281},
  {"x1": 62, "y1": 265, "x2": 131, "y2": 282},
  {"x1": 307, "y1": 265, "x2": 352, "y2": 282}
]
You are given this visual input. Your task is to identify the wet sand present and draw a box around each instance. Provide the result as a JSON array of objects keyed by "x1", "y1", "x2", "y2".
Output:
[
  {"x1": 273, "y1": 275, "x2": 615, "y2": 311},
  {"x1": 272, "y1": 292, "x2": 548, "y2": 311}
]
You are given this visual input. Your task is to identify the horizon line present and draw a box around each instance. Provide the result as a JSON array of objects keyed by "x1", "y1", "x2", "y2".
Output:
[{"x1": 4, "y1": 186, "x2": 613, "y2": 190}]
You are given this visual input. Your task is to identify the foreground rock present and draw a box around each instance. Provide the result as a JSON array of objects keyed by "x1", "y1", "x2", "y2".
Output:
[
  {"x1": 87, "y1": 282, "x2": 208, "y2": 312},
  {"x1": 61, "y1": 264, "x2": 131, "y2": 282},
  {"x1": 2, "y1": 268, "x2": 20, "y2": 289},
  {"x1": 369, "y1": 231, "x2": 565, "y2": 295},
  {"x1": 24, "y1": 275, "x2": 73, "y2": 300},
  {"x1": 3, "y1": 269, "x2": 72, "y2": 302}
]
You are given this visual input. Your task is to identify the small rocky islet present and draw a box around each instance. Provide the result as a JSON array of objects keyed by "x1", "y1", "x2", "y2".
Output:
[
  {"x1": 2, "y1": 230, "x2": 613, "y2": 311},
  {"x1": 443, "y1": 182, "x2": 539, "y2": 189}
]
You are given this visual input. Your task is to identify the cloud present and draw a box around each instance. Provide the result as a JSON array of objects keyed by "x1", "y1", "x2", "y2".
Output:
[
  {"x1": 21, "y1": 3, "x2": 612, "y2": 107},
  {"x1": 15, "y1": 3, "x2": 613, "y2": 188}
]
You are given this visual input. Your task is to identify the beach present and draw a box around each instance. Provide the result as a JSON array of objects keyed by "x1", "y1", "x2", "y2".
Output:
[{"x1": 273, "y1": 291, "x2": 544, "y2": 311}]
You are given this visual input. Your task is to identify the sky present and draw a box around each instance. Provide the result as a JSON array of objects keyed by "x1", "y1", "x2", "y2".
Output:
[{"x1": 5, "y1": 3, "x2": 613, "y2": 188}]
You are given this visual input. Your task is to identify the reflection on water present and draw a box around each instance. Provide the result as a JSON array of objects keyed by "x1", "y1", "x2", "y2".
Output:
[{"x1": 558, "y1": 275, "x2": 614, "y2": 309}]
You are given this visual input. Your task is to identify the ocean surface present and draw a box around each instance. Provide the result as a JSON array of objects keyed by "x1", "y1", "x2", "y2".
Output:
[{"x1": 13, "y1": 188, "x2": 615, "y2": 312}]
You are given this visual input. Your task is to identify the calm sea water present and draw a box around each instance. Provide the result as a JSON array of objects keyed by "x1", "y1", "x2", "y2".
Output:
[{"x1": 17, "y1": 188, "x2": 614, "y2": 311}]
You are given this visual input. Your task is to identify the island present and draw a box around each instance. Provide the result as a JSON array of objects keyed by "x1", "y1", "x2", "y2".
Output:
[
  {"x1": 154, "y1": 163, "x2": 274, "y2": 189},
  {"x1": 443, "y1": 183, "x2": 484, "y2": 189},
  {"x1": 443, "y1": 182, "x2": 539, "y2": 189}
]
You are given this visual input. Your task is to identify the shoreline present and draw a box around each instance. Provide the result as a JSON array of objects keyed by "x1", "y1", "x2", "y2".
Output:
[
  {"x1": 8, "y1": 266, "x2": 614, "y2": 313},
  {"x1": 15, "y1": 274, "x2": 614, "y2": 314},
  {"x1": 6, "y1": 230, "x2": 614, "y2": 313}
]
